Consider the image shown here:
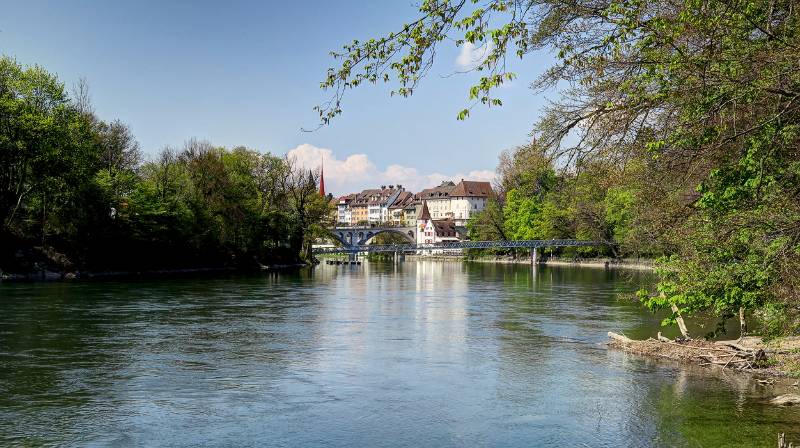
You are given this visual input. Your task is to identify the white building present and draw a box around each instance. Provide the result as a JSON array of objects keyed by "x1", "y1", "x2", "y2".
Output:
[
  {"x1": 448, "y1": 180, "x2": 493, "y2": 226},
  {"x1": 367, "y1": 201, "x2": 382, "y2": 223},
  {"x1": 417, "y1": 181, "x2": 456, "y2": 220},
  {"x1": 416, "y1": 200, "x2": 462, "y2": 254},
  {"x1": 336, "y1": 195, "x2": 354, "y2": 225},
  {"x1": 417, "y1": 201, "x2": 435, "y2": 245},
  {"x1": 415, "y1": 180, "x2": 493, "y2": 226}
]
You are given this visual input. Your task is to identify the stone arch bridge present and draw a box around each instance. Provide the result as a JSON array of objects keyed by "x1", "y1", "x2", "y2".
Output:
[{"x1": 329, "y1": 226, "x2": 417, "y2": 247}]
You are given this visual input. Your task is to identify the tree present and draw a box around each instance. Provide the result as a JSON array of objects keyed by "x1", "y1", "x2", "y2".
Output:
[
  {"x1": 319, "y1": 0, "x2": 800, "y2": 334},
  {"x1": 0, "y1": 56, "x2": 331, "y2": 273},
  {"x1": 467, "y1": 198, "x2": 508, "y2": 241},
  {"x1": 0, "y1": 56, "x2": 97, "y2": 248},
  {"x1": 282, "y1": 157, "x2": 333, "y2": 261}
]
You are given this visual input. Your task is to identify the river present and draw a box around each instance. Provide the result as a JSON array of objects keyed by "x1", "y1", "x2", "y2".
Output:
[{"x1": 1, "y1": 261, "x2": 798, "y2": 447}]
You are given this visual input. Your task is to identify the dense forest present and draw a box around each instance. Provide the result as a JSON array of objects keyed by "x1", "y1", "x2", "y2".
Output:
[
  {"x1": 0, "y1": 56, "x2": 331, "y2": 276},
  {"x1": 319, "y1": 0, "x2": 800, "y2": 336}
]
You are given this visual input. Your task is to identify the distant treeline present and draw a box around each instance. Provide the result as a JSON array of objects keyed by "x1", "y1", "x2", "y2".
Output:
[{"x1": 0, "y1": 56, "x2": 331, "y2": 274}]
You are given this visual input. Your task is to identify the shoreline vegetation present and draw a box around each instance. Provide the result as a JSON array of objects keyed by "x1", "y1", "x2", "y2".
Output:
[
  {"x1": 0, "y1": 263, "x2": 309, "y2": 283},
  {"x1": 0, "y1": 56, "x2": 333, "y2": 281},
  {"x1": 455, "y1": 254, "x2": 652, "y2": 271},
  {"x1": 607, "y1": 332, "x2": 800, "y2": 392}
]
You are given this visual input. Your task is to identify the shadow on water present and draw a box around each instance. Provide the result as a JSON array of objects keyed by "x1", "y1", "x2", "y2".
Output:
[{"x1": 0, "y1": 261, "x2": 798, "y2": 447}]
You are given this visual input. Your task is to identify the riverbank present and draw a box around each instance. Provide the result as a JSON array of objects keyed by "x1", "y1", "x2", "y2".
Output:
[
  {"x1": 0, "y1": 262, "x2": 309, "y2": 282},
  {"x1": 403, "y1": 254, "x2": 655, "y2": 270},
  {"x1": 608, "y1": 332, "x2": 800, "y2": 380}
]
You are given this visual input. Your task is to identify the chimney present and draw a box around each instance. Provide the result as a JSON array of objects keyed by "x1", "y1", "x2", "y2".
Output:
[
  {"x1": 381, "y1": 185, "x2": 386, "y2": 189},
  {"x1": 389, "y1": 184, "x2": 394, "y2": 189}
]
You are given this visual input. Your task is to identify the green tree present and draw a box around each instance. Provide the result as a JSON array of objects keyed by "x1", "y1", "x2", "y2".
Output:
[
  {"x1": 0, "y1": 56, "x2": 97, "y2": 253},
  {"x1": 319, "y1": 0, "x2": 800, "y2": 334}
]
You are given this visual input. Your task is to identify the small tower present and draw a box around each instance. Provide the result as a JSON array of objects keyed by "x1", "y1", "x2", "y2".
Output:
[{"x1": 416, "y1": 200, "x2": 433, "y2": 244}]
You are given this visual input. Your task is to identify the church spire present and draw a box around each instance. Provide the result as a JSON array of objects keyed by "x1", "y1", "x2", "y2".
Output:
[{"x1": 319, "y1": 158, "x2": 326, "y2": 197}]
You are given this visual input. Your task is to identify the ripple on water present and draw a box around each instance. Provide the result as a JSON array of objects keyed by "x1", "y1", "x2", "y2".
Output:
[{"x1": 0, "y1": 262, "x2": 798, "y2": 447}]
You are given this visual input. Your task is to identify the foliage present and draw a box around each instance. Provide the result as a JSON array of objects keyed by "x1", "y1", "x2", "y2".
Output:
[
  {"x1": 0, "y1": 56, "x2": 331, "y2": 273},
  {"x1": 321, "y1": 0, "x2": 800, "y2": 334}
]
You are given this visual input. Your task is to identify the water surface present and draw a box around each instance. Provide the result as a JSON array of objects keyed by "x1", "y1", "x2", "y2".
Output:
[{"x1": 1, "y1": 262, "x2": 798, "y2": 447}]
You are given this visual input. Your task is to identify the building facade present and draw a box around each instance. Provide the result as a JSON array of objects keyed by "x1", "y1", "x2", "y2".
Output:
[
  {"x1": 331, "y1": 179, "x2": 493, "y2": 244},
  {"x1": 336, "y1": 194, "x2": 354, "y2": 225},
  {"x1": 448, "y1": 180, "x2": 493, "y2": 226}
]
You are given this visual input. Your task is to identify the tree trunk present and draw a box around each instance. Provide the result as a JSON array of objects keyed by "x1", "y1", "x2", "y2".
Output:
[
  {"x1": 739, "y1": 307, "x2": 747, "y2": 337},
  {"x1": 41, "y1": 190, "x2": 46, "y2": 247},
  {"x1": 671, "y1": 303, "x2": 691, "y2": 339}
]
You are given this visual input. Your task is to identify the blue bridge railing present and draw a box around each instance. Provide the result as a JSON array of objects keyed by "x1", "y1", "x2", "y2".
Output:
[{"x1": 313, "y1": 239, "x2": 603, "y2": 254}]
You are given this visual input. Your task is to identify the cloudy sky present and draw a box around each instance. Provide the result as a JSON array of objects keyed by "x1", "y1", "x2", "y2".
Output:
[{"x1": 1, "y1": 0, "x2": 554, "y2": 194}]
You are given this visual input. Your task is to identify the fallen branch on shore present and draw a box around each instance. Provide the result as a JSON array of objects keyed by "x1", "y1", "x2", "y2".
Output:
[
  {"x1": 771, "y1": 394, "x2": 800, "y2": 406},
  {"x1": 607, "y1": 332, "x2": 768, "y2": 371}
]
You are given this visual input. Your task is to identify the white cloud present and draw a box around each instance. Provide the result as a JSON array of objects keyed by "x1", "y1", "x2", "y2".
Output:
[
  {"x1": 286, "y1": 143, "x2": 495, "y2": 196},
  {"x1": 455, "y1": 41, "x2": 493, "y2": 70}
]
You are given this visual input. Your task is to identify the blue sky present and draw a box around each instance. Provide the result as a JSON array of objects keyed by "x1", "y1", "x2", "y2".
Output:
[{"x1": 1, "y1": 0, "x2": 555, "y2": 193}]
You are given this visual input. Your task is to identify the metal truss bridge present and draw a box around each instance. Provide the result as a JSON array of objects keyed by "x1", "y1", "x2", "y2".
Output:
[{"x1": 313, "y1": 239, "x2": 603, "y2": 254}]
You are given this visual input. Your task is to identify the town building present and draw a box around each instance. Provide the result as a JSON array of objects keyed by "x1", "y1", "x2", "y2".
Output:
[
  {"x1": 416, "y1": 181, "x2": 456, "y2": 221},
  {"x1": 329, "y1": 179, "x2": 493, "y2": 244},
  {"x1": 336, "y1": 194, "x2": 354, "y2": 225},
  {"x1": 349, "y1": 192, "x2": 371, "y2": 225},
  {"x1": 448, "y1": 180, "x2": 493, "y2": 226},
  {"x1": 387, "y1": 191, "x2": 414, "y2": 225},
  {"x1": 413, "y1": 179, "x2": 493, "y2": 226},
  {"x1": 416, "y1": 200, "x2": 435, "y2": 245},
  {"x1": 416, "y1": 200, "x2": 462, "y2": 254},
  {"x1": 353, "y1": 185, "x2": 404, "y2": 224}
]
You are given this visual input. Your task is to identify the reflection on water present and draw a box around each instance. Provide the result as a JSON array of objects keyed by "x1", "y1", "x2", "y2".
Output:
[{"x1": 0, "y1": 262, "x2": 798, "y2": 447}]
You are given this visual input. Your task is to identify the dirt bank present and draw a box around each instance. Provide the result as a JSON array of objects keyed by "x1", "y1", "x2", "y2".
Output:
[{"x1": 608, "y1": 332, "x2": 800, "y2": 379}]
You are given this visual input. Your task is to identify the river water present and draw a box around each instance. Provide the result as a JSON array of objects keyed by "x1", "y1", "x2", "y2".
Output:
[{"x1": 1, "y1": 261, "x2": 798, "y2": 447}]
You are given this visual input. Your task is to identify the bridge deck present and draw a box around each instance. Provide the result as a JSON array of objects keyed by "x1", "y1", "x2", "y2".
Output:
[{"x1": 313, "y1": 239, "x2": 602, "y2": 254}]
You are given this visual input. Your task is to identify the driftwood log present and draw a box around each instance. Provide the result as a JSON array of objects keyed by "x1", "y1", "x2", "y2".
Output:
[
  {"x1": 607, "y1": 332, "x2": 770, "y2": 371},
  {"x1": 607, "y1": 332, "x2": 634, "y2": 343},
  {"x1": 771, "y1": 394, "x2": 800, "y2": 406}
]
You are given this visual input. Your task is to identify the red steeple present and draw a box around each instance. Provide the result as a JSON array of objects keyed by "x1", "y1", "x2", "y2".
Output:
[
  {"x1": 418, "y1": 200, "x2": 431, "y2": 221},
  {"x1": 319, "y1": 159, "x2": 326, "y2": 196}
]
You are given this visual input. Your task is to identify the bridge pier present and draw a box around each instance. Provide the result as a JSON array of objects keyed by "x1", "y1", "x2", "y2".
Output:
[
  {"x1": 530, "y1": 247, "x2": 538, "y2": 266},
  {"x1": 348, "y1": 252, "x2": 357, "y2": 262}
]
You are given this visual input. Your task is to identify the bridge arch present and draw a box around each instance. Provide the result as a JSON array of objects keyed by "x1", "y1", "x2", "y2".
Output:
[
  {"x1": 329, "y1": 230, "x2": 355, "y2": 247},
  {"x1": 357, "y1": 228, "x2": 416, "y2": 245}
]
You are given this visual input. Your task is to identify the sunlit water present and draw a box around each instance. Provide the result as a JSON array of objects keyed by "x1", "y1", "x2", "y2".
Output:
[{"x1": 1, "y1": 261, "x2": 798, "y2": 447}]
